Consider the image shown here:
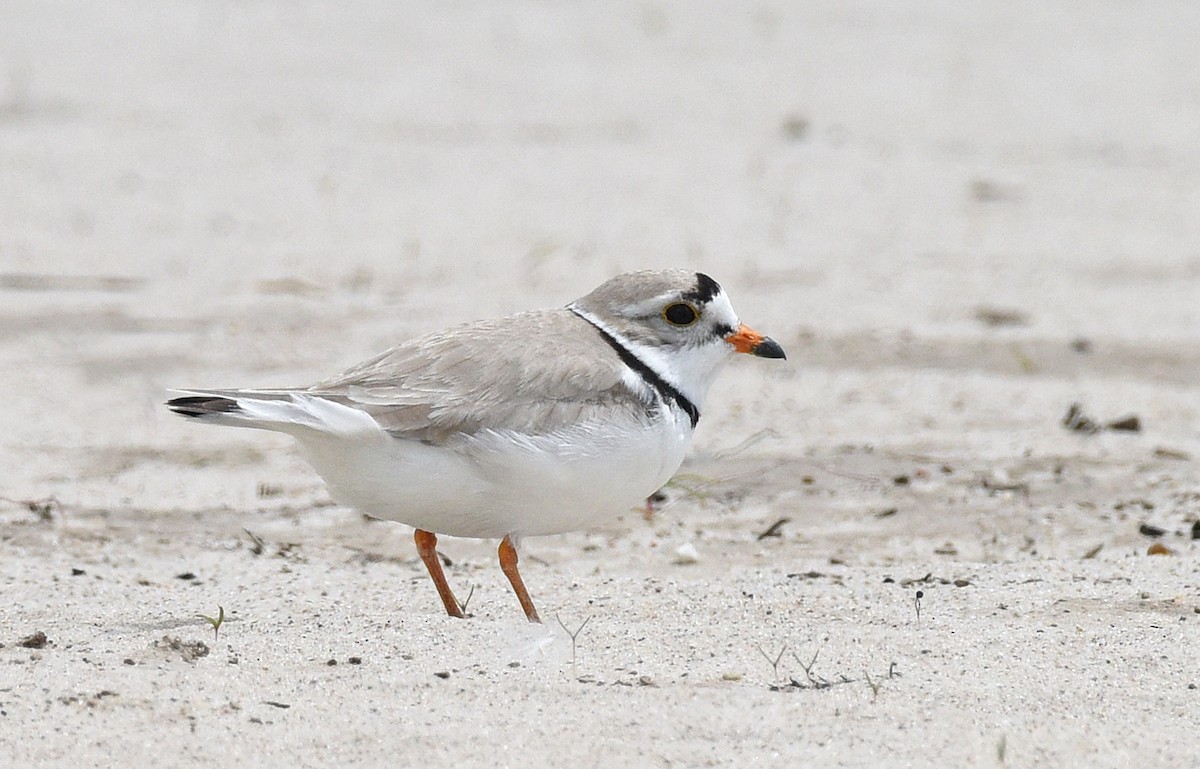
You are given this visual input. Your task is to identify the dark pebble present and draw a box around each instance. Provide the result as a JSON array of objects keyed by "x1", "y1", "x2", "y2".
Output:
[
  {"x1": 17, "y1": 631, "x2": 47, "y2": 649},
  {"x1": 1107, "y1": 415, "x2": 1141, "y2": 432}
]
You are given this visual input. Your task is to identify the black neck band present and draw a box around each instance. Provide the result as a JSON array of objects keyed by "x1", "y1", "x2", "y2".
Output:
[{"x1": 570, "y1": 308, "x2": 700, "y2": 428}]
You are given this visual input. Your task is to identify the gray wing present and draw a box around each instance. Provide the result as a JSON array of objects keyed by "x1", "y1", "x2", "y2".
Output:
[{"x1": 307, "y1": 308, "x2": 650, "y2": 443}]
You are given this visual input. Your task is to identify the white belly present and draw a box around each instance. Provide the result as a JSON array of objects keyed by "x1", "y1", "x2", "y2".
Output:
[{"x1": 294, "y1": 408, "x2": 693, "y2": 539}]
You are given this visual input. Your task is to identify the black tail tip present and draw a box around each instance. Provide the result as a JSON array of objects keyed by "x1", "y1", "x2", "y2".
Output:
[{"x1": 166, "y1": 395, "x2": 240, "y2": 418}]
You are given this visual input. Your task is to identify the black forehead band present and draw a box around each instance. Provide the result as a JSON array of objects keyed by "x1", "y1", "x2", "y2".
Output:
[{"x1": 681, "y1": 272, "x2": 722, "y2": 304}]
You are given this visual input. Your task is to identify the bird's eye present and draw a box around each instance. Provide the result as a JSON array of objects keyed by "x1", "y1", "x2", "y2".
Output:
[{"x1": 662, "y1": 302, "x2": 699, "y2": 326}]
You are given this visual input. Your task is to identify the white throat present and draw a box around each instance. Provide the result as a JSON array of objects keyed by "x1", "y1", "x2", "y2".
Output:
[{"x1": 568, "y1": 303, "x2": 730, "y2": 414}]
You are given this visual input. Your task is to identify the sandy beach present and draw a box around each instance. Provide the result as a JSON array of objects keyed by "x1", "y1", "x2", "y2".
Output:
[{"x1": 2, "y1": 2, "x2": 1199, "y2": 766}]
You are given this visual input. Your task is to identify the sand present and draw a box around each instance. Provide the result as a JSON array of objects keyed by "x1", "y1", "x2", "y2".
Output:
[{"x1": 2, "y1": 1, "x2": 1199, "y2": 766}]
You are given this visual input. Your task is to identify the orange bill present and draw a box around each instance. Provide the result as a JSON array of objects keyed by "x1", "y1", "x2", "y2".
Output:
[{"x1": 725, "y1": 323, "x2": 786, "y2": 358}]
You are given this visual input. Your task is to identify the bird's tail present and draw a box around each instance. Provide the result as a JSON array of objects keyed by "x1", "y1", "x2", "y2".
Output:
[{"x1": 166, "y1": 389, "x2": 375, "y2": 436}]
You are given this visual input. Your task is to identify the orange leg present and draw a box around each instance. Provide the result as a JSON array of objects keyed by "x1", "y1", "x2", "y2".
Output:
[
  {"x1": 414, "y1": 529, "x2": 465, "y2": 618},
  {"x1": 499, "y1": 535, "x2": 541, "y2": 623}
]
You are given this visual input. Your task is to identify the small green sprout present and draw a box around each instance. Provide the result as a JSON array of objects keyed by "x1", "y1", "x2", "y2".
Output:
[
  {"x1": 198, "y1": 605, "x2": 225, "y2": 641},
  {"x1": 865, "y1": 670, "x2": 881, "y2": 701},
  {"x1": 556, "y1": 613, "x2": 592, "y2": 678}
]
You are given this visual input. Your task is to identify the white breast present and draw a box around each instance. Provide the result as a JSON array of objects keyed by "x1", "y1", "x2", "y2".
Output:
[{"x1": 294, "y1": 403, "x2": 694, "y2": 539}]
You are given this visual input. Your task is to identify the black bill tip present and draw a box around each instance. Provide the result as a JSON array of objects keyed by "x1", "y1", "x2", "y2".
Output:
[{"x1": 752, "y1": 336, "x2": 786, "y2": 360}]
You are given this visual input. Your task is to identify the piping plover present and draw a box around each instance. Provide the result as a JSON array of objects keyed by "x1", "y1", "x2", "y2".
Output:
[{"x1": 168, "y1": 270, "x2": 784, "y2": 622}]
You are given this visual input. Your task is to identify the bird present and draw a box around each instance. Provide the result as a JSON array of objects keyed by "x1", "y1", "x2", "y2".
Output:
[{"x1": 167, "y1": 269, "x2": 785, "y2": 622}]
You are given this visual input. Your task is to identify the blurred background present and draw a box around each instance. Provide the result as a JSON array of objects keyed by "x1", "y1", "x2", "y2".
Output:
[{"x1": 4, "y1": 2, "x2": 1198, "y2": 322}]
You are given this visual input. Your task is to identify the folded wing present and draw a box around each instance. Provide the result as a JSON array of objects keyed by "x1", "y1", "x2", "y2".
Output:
[{"x1": 306, "y1": 309, "x2": 648, "y2": 443}]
